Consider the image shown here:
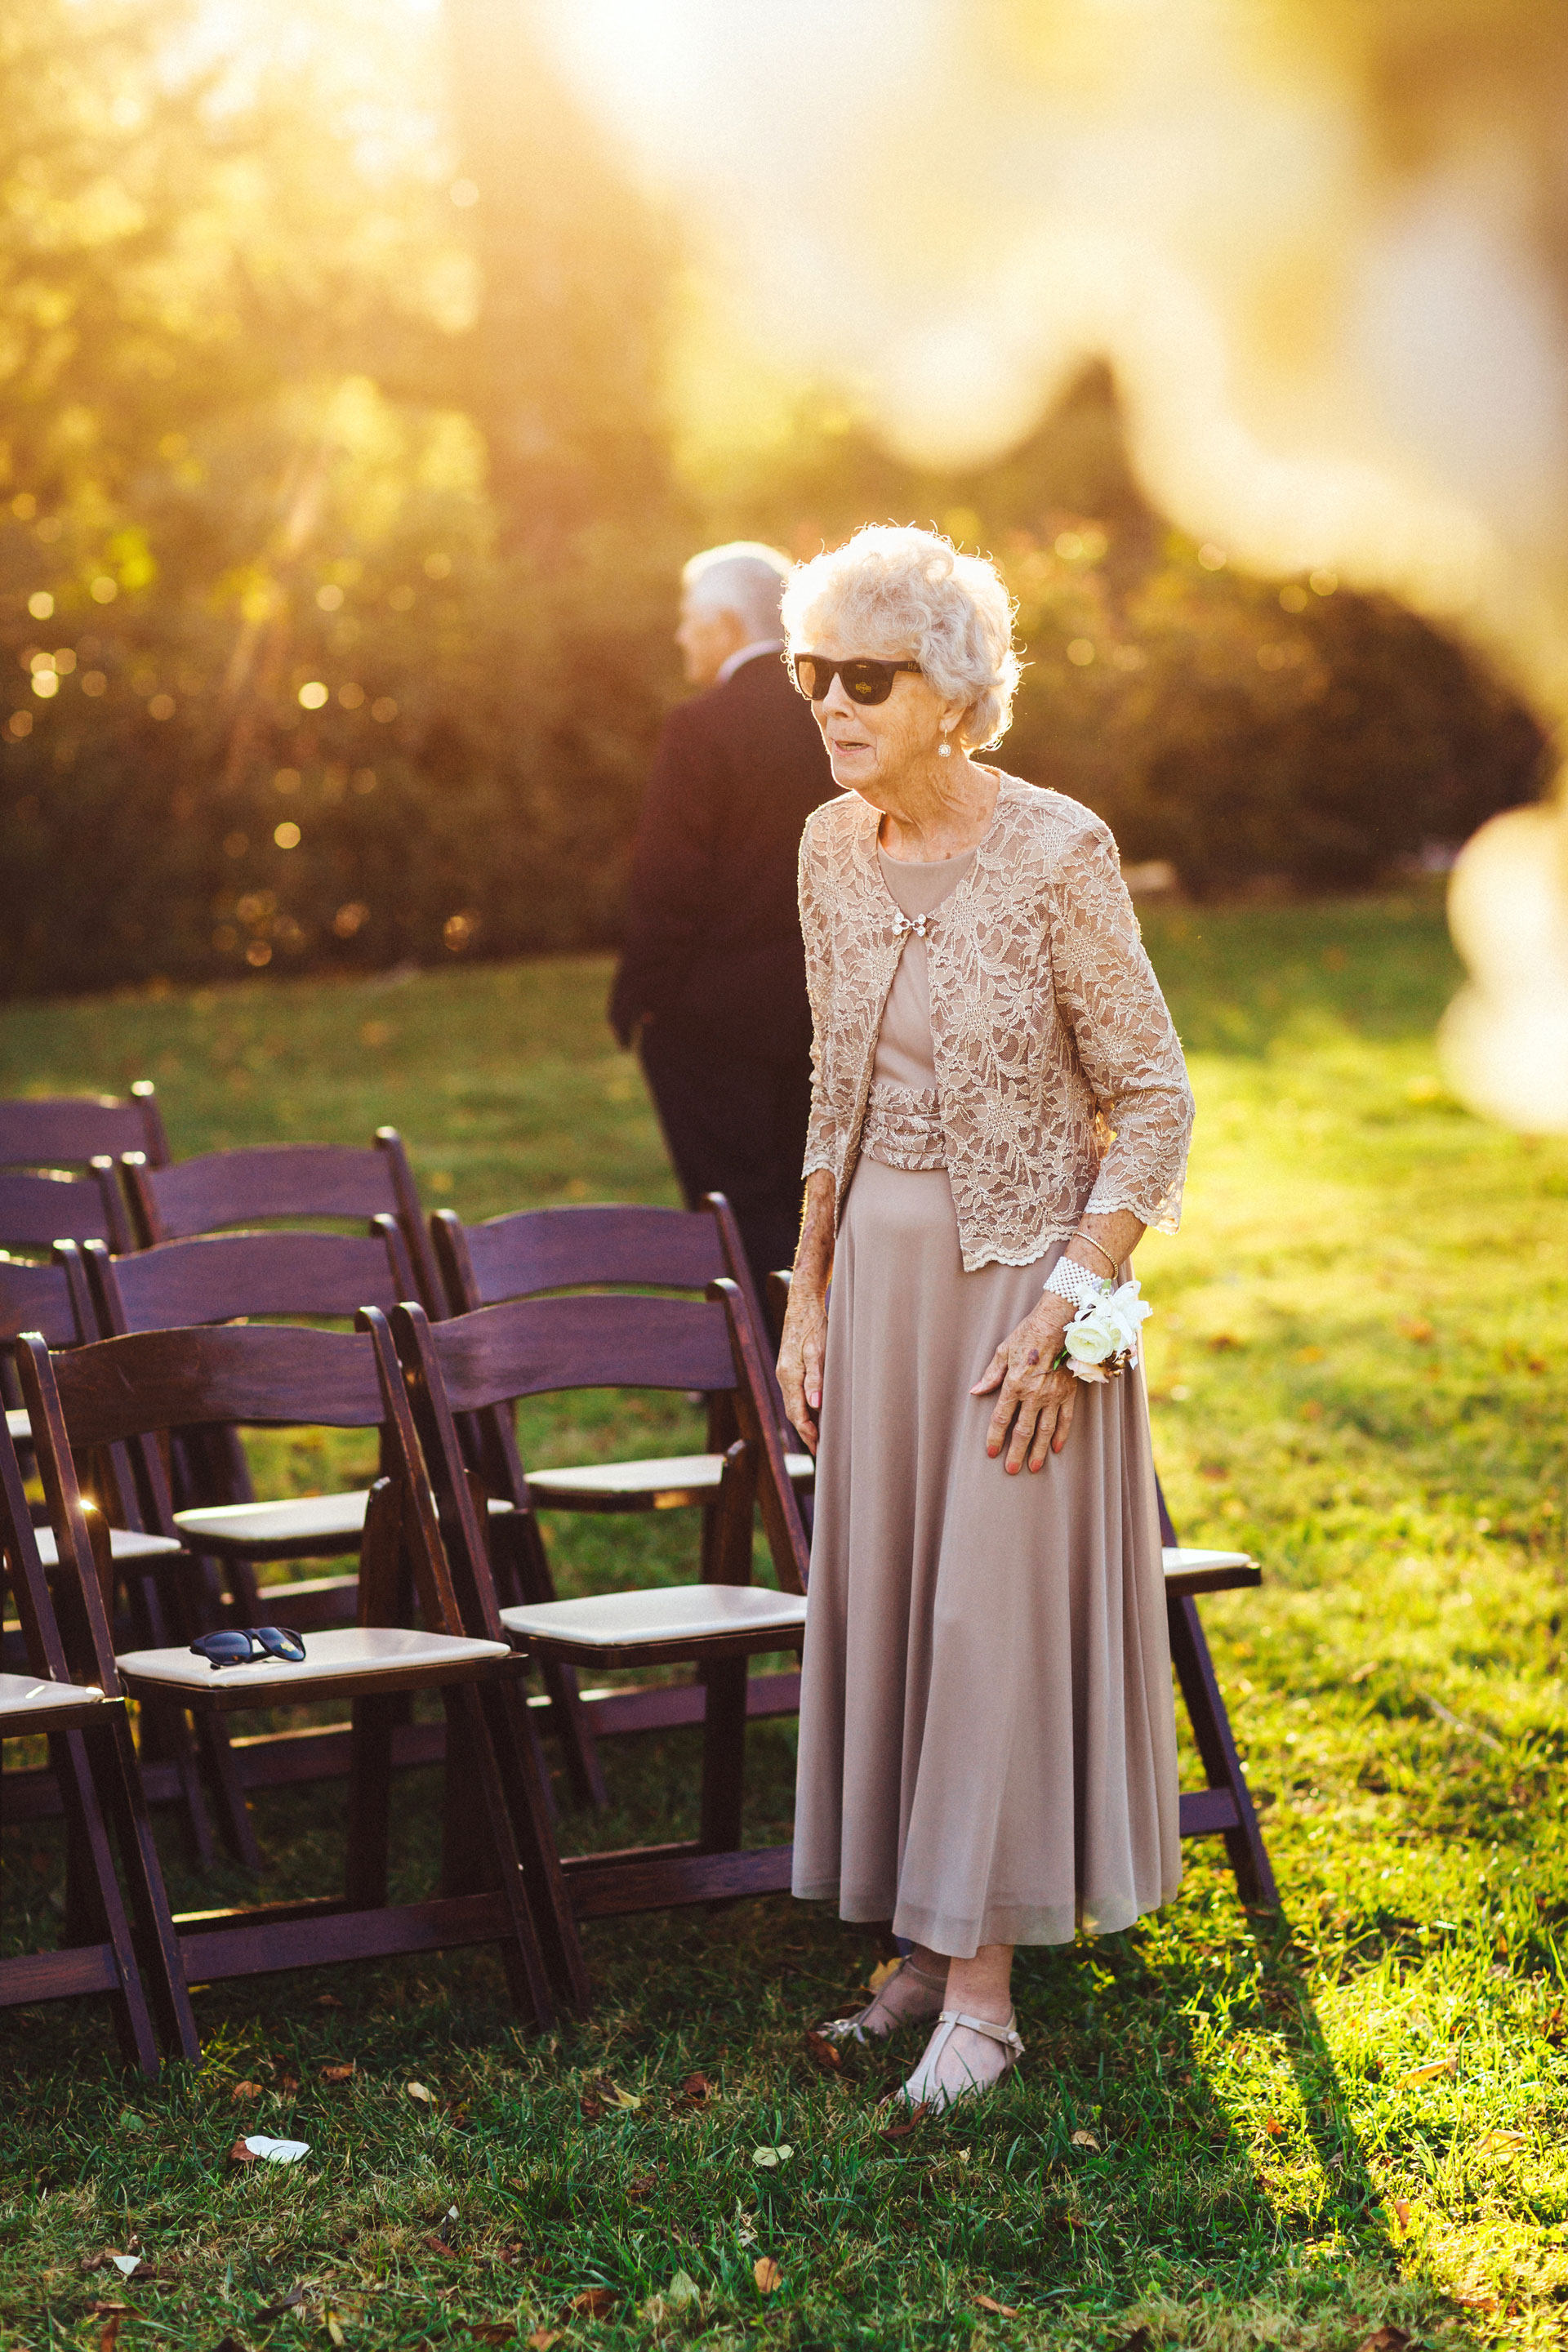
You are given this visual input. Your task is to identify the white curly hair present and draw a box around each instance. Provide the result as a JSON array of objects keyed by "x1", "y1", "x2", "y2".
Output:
[{"x1": 781, "y1": 523, "x2": 1021, "y2": 750}]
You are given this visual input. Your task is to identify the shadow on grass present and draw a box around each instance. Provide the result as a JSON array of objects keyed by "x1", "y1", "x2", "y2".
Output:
[{"x1": 0, "y1": 1731, "x2": 1492, "y2": 2349}]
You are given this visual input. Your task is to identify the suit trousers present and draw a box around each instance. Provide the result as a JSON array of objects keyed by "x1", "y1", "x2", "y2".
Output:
[{"x1": 639, "y1": 1022, "x2": 812, "y2": 1299}]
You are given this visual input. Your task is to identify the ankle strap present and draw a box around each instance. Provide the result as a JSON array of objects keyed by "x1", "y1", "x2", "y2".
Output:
[{"x1": 938, "y1": 2007, "x2": 1024, "y2": 2053}]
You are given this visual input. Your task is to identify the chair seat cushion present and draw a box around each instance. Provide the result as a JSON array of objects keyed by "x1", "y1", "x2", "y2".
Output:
[
  {"x1": 526, "y1": 1452, "x2": 816, "y2": 1510},
  {"x1": 0, "y1": 1669, "x2": 105, "y2": 1721},
  {"x1": 1162, "y1": 1544, "x2": 1258, "y2": 1595},
  {"x1": 173, "y1": 1489, "x2": 514, "y2": 1554},
  {"x1": 33, "y1": 1525, "x2": 184, "y2": 1570},
  {"x1": 116, "y1": 1624, "x2": 512, "y2": 1695},
  {"x1": 501, "y1": 1583, "x2": 809, "y2": 1649}
]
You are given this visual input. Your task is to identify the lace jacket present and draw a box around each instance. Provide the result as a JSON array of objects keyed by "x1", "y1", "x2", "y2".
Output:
[{"x1": 798, "y1": 773, "x2": 1195, "y2": 1272}]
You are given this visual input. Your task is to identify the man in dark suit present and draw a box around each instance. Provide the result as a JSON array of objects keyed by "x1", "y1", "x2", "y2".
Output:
[{"x1": 610, "y1": 542, "x2": 835, "y2": 1294}]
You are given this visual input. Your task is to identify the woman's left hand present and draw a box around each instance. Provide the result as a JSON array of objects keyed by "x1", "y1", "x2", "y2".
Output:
[{"x1": 970, "y1": 1298, "x2": 1078, "y2": 1473}]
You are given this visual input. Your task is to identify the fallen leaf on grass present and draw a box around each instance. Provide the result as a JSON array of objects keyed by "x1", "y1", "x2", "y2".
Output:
[
  {"x1": 229, "y1": 2137, "x2": 259, "y2": 2165},
  {"x1": 674, "y1": 2073, "x2": 712, "y2": 2110},
  {"x1": 99, "y1": 2321, "x2": 122, "y2": 2352},
  {"x1": 1392, "y1": 2199, "x2": 1410, "y2": 2233},
  {"x1": 578, "y1": 2091, "x2": 604, "y2": 2121},
  {"x1": 751, "y1": 2144, "x2": 793, "y2": 2167},
  {"x1": 866, "y1": 1955, "x2": 903, "y2": 1994},
  {"x1": 666, "y1": 2272, "x2": 700, "y2": 2308},
  {"x1": 231, "y1": 2079, "x2": 265, "y2": 2102},
  {"x1": 526, "y1": 2334, "x2": 561, "y2": 2352},
  {"x1": 1544, "y1": 2006, "x2": 1566, "y2": 2045},
  {"x1": 625, "y1": 2171, "x2": 660, "y2": 2204},
  {"x1": 570, "y1": 2289, "x2": 617, "y2": 2319},
  {"x1": 1453, "y1": 2291, "x2": 1499, "y2": 2311},
  {"x1": 1354, "y1": 2331, "x2": 1410, "y2": 2352},
  {"x1": 878, "y1": 2104, "x2": 927, "y2": 2142},
  {"x1": 1261, "y1": 2115, "x2": 1285, "y2": 2139},
  {"x1": 314, "y1": 1992, "x2": 345, "y2": 2009},
  {"x1": 1475, "y1": 2129, "x2": 1525, "y2": 2154},
  {"x1": 804, "y1": 2029, "x2": 842, "y2": 2072},
  {"x1": 320, "y1": 2062, "x2": 355, "y2": 2084},
  {"x1": 257, "y1": 2289, "x2": 305, "y2": 2319},
  {"x1": 1070, "y1": 2129, "x2": 1100, "y2": 2150},
  {"x1": 598, "y1": 2081, "x2": 641, "y2": 2111},
  {"x1": 1396, "y1": 2058, "x2": 1455, "y2": 2087},
  {"x1": 86, "y1": 2305, "x2": 140, "y2": 2320},
  {"x1": 406, "y1": 2080, "x2": 435, "y2": 2105},
  {"x1": 325, "y1": 2310, "x2": 347, "y2": 2347},
  {"x1": 976, "y1": 2293, "x2": 1019, "y2": 2316},
  {"x1": 277, "y1": 2074, "x2": 300, "y2": 2096},
  {"x1": 465, "y1": 2326, "x2": 518, "y2": 2344},
  {"x1": 753, "y1": 2256, "x2": 783, "y2": 2295}
]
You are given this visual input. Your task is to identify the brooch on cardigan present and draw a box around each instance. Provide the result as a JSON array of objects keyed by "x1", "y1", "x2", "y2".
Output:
[{"x1": 891, "y1": 910, "x2": 935, "y2": 938}]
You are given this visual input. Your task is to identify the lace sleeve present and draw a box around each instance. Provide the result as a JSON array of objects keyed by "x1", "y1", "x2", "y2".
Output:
[
  {"x1": 1042, "y1": 821, "x2": 1195, "y2": 1232},
  {"x1": 799, "y1": 826, "x2": 836, "y2": 1181}
]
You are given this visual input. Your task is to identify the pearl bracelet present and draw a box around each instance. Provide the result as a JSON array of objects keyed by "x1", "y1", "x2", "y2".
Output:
[{"x1": 1043, "y1": 1257, "x2": 1107, "y2": 1312}]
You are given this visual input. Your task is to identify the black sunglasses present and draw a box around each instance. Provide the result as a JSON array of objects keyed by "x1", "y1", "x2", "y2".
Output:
[
  {"x1": 791, "y1": 654, "x2": 922, "y2": 706},
  {"x1": 189, "y1": 1625, "x2": 307, "y2": 1671}
]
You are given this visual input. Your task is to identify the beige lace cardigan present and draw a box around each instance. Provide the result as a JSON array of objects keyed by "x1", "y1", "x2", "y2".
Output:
[{"x1": 798, "y1": 772, "x2": 1195, "y2": 1272}]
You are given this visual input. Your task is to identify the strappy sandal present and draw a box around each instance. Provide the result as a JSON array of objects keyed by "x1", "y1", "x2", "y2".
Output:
[
  {"x1": 895, "y1": 2007, "x2": 1025, "y2": 2113},
  {"x1": 817, "y1": 1956, "x2": 947, "y2": 2045}
]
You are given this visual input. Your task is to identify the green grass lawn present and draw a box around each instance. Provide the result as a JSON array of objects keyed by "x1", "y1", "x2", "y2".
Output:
[{"x1": 3, "y1": 889, "x2": 1567, "y2": 2351}]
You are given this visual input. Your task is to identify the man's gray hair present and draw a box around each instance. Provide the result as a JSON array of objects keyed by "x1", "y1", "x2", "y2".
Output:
[{"x1": 682, "y1": 541, "x2": 791, "y2": 643}]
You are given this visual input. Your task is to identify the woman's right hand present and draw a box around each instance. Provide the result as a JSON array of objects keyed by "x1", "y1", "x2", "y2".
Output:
[{"x1": 777, "y1": 1281, "x2": 828, "y2": 1454}]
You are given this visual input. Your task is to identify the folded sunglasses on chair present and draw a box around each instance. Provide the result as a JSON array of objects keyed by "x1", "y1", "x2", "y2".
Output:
[{"x1": 189, "y1": 1625, "x2": 307, "y2": 1670}]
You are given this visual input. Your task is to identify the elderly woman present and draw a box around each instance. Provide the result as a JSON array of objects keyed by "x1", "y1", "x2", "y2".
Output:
[{"x1": 777, "y1": 524, "x2": 1195, "y2": 2112}]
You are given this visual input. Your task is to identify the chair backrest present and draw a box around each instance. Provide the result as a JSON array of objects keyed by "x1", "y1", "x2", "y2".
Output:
[
  {"x1": 0, "y1": 1251, "x2": 91, "y2": 1348},
  {"x1": 14, "y1": 1313, "x2": 461, "y2": 1631},
  {"x1": 120, "y1": 1129, "x2": 440, "y2": 1311},
  {"x1": 393, "y1": 1284, "x2": 810, "y2": 1597},
  {"x1": 0, "y1": 1162, "x2": 131, "y2": 1256},
  {"x1": 82, "y1": 1226, "x2": 420, "y2": 1339},
  {"x1": 431, "y1": 1191, "x2": 786, "y2": 1423},
  {"x1": 0, "y1": 1082, "x2": 167, "y2": 1172}
]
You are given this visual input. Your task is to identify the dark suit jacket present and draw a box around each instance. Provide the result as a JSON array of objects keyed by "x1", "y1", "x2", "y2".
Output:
[{"x1": 610, "y1": 650, "x2": 835, "y2": 1058}]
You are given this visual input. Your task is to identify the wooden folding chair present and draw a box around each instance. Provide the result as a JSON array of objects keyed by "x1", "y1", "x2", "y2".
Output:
[
  {"x1": 120, "y1": 1128, "x2": 440, "y2": 1312},
  {"x1": 426, "y1": 1197, "x2": 814, "y2": 1797},
  {"x1": 0, "y1": 1082, "x2": 168, "y2": 1175},
  {"x1": 0, "y1": 1401, "x2": 197, "y2": 2074},
  {"x1": 0, "y1": 1250, "x2": 213, "y2": 1855},
  {"x1": 1156, "y1": 1487, "x2": 1277, "y2": 1908},
  {"x1": 15, "y1": 1313, "x2": 564, "y2": 2025},
  {"x1": 74, "y1": 1225, "x2": 535, "y2": 1824},
  {"x1": 390, "y1": 1276, "x2": 810, "y2": 2004}
]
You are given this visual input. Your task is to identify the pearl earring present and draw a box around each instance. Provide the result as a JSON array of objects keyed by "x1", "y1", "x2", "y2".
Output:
[{"x1": 938, "y1": 736, "x2": 951, "y2": 759}]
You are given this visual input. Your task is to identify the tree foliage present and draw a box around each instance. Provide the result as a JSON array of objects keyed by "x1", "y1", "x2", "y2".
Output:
[{"x1": 0, "y1": 4, "x2": 1545, "y2": 996}]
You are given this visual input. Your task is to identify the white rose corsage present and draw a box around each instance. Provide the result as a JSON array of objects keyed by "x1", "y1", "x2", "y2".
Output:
[{"x1": 1057, "y1": 1276, "x2": 1153, "y2": 1384}]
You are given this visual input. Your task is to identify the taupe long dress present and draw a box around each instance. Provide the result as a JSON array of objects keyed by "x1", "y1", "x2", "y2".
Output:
[{"x1": 791, "y1": 845, "x2": 1182, "y2": 1958}]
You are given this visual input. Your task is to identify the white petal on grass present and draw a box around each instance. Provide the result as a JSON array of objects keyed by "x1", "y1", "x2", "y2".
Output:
[{"x1": 243, "y1": 2135, "x2": 310, "y2": 2164}]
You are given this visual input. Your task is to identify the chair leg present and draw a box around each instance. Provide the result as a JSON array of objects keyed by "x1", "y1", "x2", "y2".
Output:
[
  {"x1": 345, "y1": 1694, "x2": 397, "y2": 1911},
  {"x1": 492, "y1": 1516, "x2": 604, "y2": 1811},
  {"x1": 479, "y1": 1674, "x2": 592, "y2": 2015},
  {"x1": 98, "y1": 1711, "x2": 200, "y2": 2062},
  {"x1": 1166, "y1": 1592, "x2": 1278, "y2": 1909},
  {"x1": 698, "y1": 1655, "x2": 749, "y2": 1855},
  {"x1": 452, "y1": 1680, "x2": 562, "y2": 2029},
  {"x1": 48, "y1": 1727, "x2": 163, "y2": 2078}
]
